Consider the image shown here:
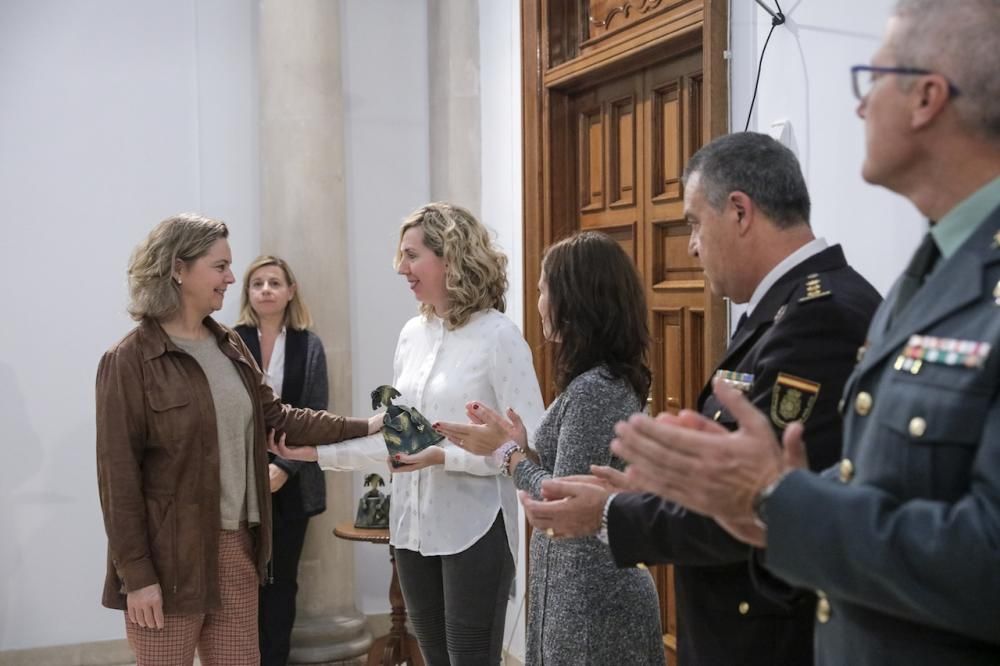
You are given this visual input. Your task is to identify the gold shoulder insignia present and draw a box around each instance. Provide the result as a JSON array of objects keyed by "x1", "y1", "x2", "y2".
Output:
[
  {"x1": 799, "y1": 273, "x2": 832, "y2": 303},
  {"x1": 770, "y1": 372, "x2": 821, "y2": 428}
]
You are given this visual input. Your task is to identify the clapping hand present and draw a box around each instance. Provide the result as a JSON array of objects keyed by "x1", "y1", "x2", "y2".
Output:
[{"x1": 433, "y1": 402, "x2": 528, "y2": 455}]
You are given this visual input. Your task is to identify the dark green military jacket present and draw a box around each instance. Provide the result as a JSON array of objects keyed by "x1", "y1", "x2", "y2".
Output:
[{"x1": 763, "y1": 205, "x2": 1000, "y2": 665}]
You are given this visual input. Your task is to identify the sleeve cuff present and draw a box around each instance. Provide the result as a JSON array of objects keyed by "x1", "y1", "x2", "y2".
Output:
[
  {"x1": 443, "y1": 446, "x2": 465, "y2": 472},
  {"x1": 443, "y1": 446, "x2": 498, "y2": 474},
  {"x1": 316, "y1": 445, "x2": 342, "y2": 471},
  {"x1": 343, "y1": 417, "x2": 371, "y2": 440},
  {"x1": 118, "y1": 558, "x2": 159, "y2": 593}
]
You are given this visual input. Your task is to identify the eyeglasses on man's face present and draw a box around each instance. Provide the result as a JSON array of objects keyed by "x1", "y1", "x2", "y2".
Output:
[{"x1": 850, "y1": 65, "x2": 961, "y2": 101}]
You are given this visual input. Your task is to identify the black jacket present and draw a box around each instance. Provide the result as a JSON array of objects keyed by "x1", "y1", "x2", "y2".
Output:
[
  {"x1": 235, "y1": 326, "x2": 329, "y2": 518},
  {"x1": 608, "y1": 245, "x2": 882, "y2": 666}
]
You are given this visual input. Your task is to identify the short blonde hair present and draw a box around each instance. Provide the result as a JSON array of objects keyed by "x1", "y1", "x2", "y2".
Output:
[
  {"x1": 127, "y1": 213, "x2": 229, "y2": 321},
  {"x1": 235, "y1": 255, "x2": 314, "y2": 330},
  {"x1": 394, "y1": 202, "x2": 508, "y2": 329}
]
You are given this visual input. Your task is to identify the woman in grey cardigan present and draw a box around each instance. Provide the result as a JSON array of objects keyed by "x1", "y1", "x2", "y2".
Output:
[
  {"x1": 235, "y1": 255, "x2": 330, "y2": 666},
  {"x1": 437, "y1": 232, "x2": 664, "y2": 665}
]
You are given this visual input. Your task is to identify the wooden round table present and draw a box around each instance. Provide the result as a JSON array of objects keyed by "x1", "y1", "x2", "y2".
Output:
[{"x1": 333, "y1": 522, "x2": 424, "y2": 666}]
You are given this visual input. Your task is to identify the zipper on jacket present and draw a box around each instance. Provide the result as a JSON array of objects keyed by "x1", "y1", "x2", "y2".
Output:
[{"x1": 172, "y1": 501, "x2": 179, "y2": 594}]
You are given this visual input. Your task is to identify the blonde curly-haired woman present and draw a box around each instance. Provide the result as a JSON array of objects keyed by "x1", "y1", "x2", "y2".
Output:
[{"x1": 274, "y1": 203, "x2": 545, "y2": 665}]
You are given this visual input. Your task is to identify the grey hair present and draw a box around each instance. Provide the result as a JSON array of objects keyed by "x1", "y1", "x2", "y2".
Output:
[
  {"x1": 681, "y1": 132, "x2": 810, "y2": 229},
  {"x1": 127, "y1": 213, "x2": 229, "y2": 321},
  {"x1": 892, "y1": 0, "x2": 1000, "y2": 139}
]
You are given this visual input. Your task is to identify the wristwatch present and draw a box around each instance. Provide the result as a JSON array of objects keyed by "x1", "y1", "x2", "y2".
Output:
[
  {"x1": 596, "y1": 492, "x2": 618, "y2": 544},
  {"x1": 751, "y1": 471, "x2": 790, "y2": 528}
]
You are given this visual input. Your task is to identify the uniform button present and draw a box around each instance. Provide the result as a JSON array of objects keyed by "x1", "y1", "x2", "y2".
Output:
[
  {"x1": 738, "y1": 601, "x2": 750, "y2": 615},
  {"x1": 816, "y1": 591, "x2": 831, "y2": 624},
  {"x1": 838, "y1": 459, "x2": 854, "y2": 483},
  {"x1": 854, "y1": 392, "x2": 873, "y2": 416},
  {"x1": 909, "y1": 417, "x2": 927, "y2": 438}
]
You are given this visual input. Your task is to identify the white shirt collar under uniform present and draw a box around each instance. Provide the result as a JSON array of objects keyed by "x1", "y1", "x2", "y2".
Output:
[{"x1": 745, "y1": 237, "x2": 828, "y2": 317}]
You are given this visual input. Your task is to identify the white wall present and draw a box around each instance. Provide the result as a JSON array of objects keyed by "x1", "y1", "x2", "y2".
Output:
[
  {"x1": 730, "y1": 0, "x2": 925, "y2": 295},
  {"x1": 479, "y1": 0, "x2": 527, "y2": 657},
  {"x1": 341, "y1": 0, "x2": 431, "y2": 615},
  {"x1": 340, "y1": 0, "x2": 526, "y2": 628},
  {"x1": 0, "y1": 0, "x2": 259, "y2": 651}
]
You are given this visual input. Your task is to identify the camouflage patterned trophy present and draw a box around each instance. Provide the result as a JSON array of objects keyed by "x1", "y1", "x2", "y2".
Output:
[
  {"x1": 354, "y1": 473, "x2": 390, "y2": 529},
  {"x1": 371, "y1": 385, "x2": 444, "y2": 467}
]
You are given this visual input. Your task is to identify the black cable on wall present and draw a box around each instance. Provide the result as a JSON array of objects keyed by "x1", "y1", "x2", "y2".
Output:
[{"x1": 744, "y1": 0, "x2": 785, "y2": 132}]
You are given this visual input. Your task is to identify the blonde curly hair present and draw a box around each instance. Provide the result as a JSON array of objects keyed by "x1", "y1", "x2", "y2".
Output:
[
  {"x1": 127, "y1": 213, "x2": 229, "y2": 321},
  {"x1": 394, "y1": 202, "x2": 508, "y2": 329}
]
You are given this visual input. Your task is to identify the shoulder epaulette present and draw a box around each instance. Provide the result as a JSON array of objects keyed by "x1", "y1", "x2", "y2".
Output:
[{"x1": 798, "y1": 272, "x2": 832, "y2": 303}]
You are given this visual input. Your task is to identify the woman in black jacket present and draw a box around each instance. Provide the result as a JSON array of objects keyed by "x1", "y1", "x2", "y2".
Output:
[{"x1": 235, "y1": 255, "x2": 329, "y2": 666}]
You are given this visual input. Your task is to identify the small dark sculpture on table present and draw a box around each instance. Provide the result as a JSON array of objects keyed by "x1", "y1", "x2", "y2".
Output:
[
  {"x1": 371, "y1": 384, "x2": 443, "y2": 467},
  {"x1": 355, "y1": 473, "x2": 391, "y2": 529}
]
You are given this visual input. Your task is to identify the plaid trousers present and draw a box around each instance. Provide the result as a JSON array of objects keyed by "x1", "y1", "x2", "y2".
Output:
[{"x1": 126, "y1": 527, "x2": 260, "y2": 666}]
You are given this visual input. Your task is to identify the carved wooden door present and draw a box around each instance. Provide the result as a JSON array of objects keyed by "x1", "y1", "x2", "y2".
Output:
[{"x1": 568, "y1": 49, "x2": 721, "y2": 663}]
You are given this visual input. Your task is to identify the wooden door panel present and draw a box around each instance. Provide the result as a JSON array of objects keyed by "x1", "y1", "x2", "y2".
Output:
[
  {"x1": 577, "y1": 75, "x2": 644, "y2": 240},
  {"x1": 609, "y1": 95, "x2": 637, "y2": 208},
  {"x1": 522, "y1": 4, "x2": 728, "y2": 664},
  {"x1": 578, "y1": 102, "x2": 605, "y2": 212},
  {"x1": 650, "y1": 79, "x2": 684, "y2": 202}
]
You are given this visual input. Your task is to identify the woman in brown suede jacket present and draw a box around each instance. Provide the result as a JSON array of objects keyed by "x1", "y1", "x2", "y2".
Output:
[{"x1": 95, "y1": 214, "x2": 380, "y2": 665}]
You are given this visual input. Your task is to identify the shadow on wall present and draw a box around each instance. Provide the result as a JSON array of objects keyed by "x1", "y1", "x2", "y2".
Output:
[
  {"x1": 0, "y1": 362, "x2": 101, "y2": 651},
  {"x1": 0, "y1": 362, "x2": 43, "y2": 648}
]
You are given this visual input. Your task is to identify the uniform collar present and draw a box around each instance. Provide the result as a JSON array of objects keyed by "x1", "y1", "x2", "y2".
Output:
[
  {"x1": 931, "y1": 175, "x2": 1000, "y2": 259},
  {"x1": 745, "y1": 237, "x2": 829, "y2": 317}
]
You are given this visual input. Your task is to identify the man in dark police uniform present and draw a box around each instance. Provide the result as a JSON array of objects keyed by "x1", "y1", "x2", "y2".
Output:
[
  {"x1": 602, "y1": 1, "x2": 1000, "y2": 664},
  {"x1": 521, "y1": 131, "x2": 882, "y2": 665}
]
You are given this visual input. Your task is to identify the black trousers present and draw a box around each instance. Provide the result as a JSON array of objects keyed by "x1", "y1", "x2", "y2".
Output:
[
  {"x1": 395, "y1": 513, "x2": 515, "y2": 666},
  {"x1": 258, "y1": 506, "x2": 310, "y2": 666}
]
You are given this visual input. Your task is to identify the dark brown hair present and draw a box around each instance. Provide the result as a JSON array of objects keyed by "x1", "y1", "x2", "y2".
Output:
[{"x1": 542, "y1": 231, "x2": 651, "y2": 401}]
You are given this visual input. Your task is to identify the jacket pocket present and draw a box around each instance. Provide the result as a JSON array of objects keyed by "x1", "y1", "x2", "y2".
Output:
[
  {"x1": 879, "y1": 381, "x2": 987, "y2": 500},
  {"x1": 146, "y1": 388, "x2": 194, "y2": 446}
]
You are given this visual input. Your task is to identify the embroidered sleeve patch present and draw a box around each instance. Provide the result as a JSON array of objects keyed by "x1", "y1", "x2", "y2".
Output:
[{"x1": 770, "y1": 372, "x2": 821, "y2": 428}]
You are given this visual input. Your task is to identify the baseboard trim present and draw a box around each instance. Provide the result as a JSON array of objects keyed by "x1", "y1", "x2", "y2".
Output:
[
  {"x1": 0, "y1": 614, "x2": 397, "y2": 666},
  {"x1": 0, "y1": 638, "x2": 134, "y2": 666}
]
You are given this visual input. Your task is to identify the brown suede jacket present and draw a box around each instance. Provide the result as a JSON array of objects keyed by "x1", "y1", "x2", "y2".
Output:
[{"x1": 95, "y1": 317, "x2": 368, "y2": 614}]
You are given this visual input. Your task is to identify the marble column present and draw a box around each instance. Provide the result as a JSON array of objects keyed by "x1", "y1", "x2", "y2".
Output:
[
  {"x1": 259, "y1": 1, "x2": 371, "y2": 662},
  {"x1": 428, "y1": 0, "x2": 482, "y2": 214}
]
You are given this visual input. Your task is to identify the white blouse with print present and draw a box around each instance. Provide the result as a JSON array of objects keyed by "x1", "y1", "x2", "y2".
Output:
[{"x1": 316, "y1": 309, "x2": 544, "y2": 562}]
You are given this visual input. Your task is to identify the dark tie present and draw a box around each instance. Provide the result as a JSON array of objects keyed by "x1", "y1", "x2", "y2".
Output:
[
  {"x1": 890, "y1": 232, "x2": 940, "y2": 324},
  {"x1": 731, "y1": 311, "x2": 749, "y2": 340}
]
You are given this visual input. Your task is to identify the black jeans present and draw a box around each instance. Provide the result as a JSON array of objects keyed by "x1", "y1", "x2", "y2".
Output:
[
  {"x1": 395, "y1": 513, "x2": 515, "y2": 666},
  {"x1": 258, "y1": 508, "x2": 310, "y2": 666}
]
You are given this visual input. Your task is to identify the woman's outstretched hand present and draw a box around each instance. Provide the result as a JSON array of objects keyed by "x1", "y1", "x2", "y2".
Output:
[
  {"x1": 433, "y1": 402, "x2": 527, "y2": 455},
  {"x1": 391, "y1": 446, "x2": 445, "y2": 472}
]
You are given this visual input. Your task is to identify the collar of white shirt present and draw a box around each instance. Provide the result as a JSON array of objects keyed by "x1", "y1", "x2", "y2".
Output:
[{"x1": 745, "y1": 237, "x2": 829, "y2": 317}]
